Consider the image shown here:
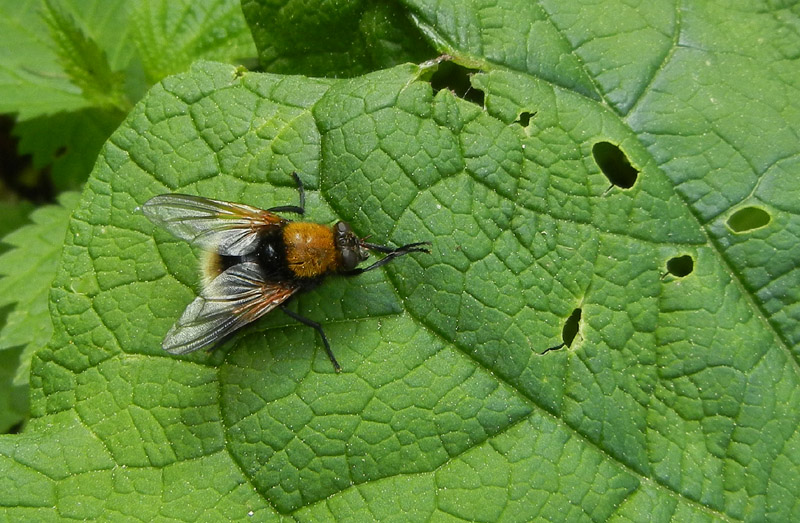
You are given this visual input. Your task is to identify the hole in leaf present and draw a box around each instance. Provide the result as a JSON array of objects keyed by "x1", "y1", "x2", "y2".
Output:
[
  {"x1": 666, "y1": 255, "x2": 694, "y2": 277},
  {"x1": 516, "y1": 111, "x2": 533, "y2": 126},
  {"x1": 727, "y1": 206, "x2": 771, "y2": 232},
  {"x1": 592, "y1": 141, "x2": 638, "y2": 189},
  {"x1": 542, "y1": 308, "x2": 582, "y2": 354},
  {"x1": 429, "y1": 61, "x2": 484, "y2": 106},
  {"x1": 237, "y1": 57, "x2": 260, "y2": 71},
  {"x1": 561, "y1": 308, "x2": 581, "y2": 347}
]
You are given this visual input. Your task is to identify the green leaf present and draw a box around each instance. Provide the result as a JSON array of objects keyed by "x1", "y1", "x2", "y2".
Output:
[
  {"x1": 3, "y1": 1, "x2": 800, "y2": 520},
  {"x1": 0, "y1": 346, "x2": 27, "y2": 433},
  {"x1": 41, "y1": 0, "x2": 130, "y2": 113},
  {"x1": 0, "y1": 191, "x2": 80, "y2": 386},
  {"x1": 0, "y1": 200, "x2": 34, "y2": 241},
  {"x1": 0, "y1": 0, "x2": 257, "y2": 120},
  {"x1": 13, "y1": 109, "x2": 122, "y2": 191},
  {"x1": 1, "y1": 0, "x2": 257, "y2": 191},
  {"x1": 0, "y1": 0, "x2": 137, "y2": 120},
  {"x1": 242, "y1": 0, "x2": 435, "y2": 76},
  {"x1": 130, "y1": 0, "x2": 258, "y2": 84}
]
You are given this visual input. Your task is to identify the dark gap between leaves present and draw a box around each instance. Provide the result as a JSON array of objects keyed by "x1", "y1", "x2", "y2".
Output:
[
  {"x1": 592, "y1": 141, "x2": 638, "y2": 189},
  {"x1": 0, "y1": 303, "x2": 15, "y2": 326},
  {"x1": 5, "y1": 420, "x2": 25, "y2": 435},
  {"x1": 0, "y1": 115, "x2": 55, "y2": 204}
]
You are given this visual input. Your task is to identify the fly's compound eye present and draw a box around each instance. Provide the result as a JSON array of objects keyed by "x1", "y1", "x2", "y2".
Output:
[
  {"x1": 334, "y1": 221, "x2": 351, "y2": 238},
  {"x1": 334, "y1": 221, "x2": 368, "y2": 270},
  {"x1": 340, "y1": 247, "x2": 360, "y2": 271}
]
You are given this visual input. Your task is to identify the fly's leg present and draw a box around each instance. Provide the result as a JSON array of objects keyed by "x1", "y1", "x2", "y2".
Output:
[
  {"x1": 280, "y1": 304, "x2": 341, "y2": 373},
  {"x1": 267, "y1": 172, "x2": 306, "y2": 215}
]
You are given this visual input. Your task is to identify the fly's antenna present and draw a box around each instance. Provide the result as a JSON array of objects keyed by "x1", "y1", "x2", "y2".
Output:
[{"x1": 342, "y1": 241, "x2": 431, "y2": 275}]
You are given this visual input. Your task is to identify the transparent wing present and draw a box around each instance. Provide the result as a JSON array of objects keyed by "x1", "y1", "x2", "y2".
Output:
[
  {"x1": 142, "y1": 194, "x2": 285, "y2": 256},
  {"x1": 162, "y1": 262, "x2": 299, "y2": 354}
]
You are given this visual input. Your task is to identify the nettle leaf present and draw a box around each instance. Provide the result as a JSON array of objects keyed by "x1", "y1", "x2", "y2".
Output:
[
  {"x1": 130, "y1": 0, "x2": 258, "y2": 84},
  {"x1": 0, "y1": 194, "x2": 76, "y2": 433},
  {"x1": 41, "y1": 0, "x2": 130, "y2": 113},
  {"x1": 1, "y1": 0, "x2": 256, "y2": 190},
  {"x1": 13, "y1": 108, "x2": 123, "y2": 192},
  {"x1": 0, "y1": 200, "x2": 34, "y2": 240},
  {"x1": 0, "y1": 0, "x2": 136, "y2": 120},
  {"x1": 2, "y1": 1, "x2": 800, "y2": 520},
  {"x1": 242, "y1": 0, "x2": 435, "y2": 77},
  {"x1": 0, "y1": 192, "x2": 80, "y2": 386},
  {"x1": 0, "y1": 346, "x2": 27, "y2": 433},
  {"x1": 0, "y1": 0, "x2": 256, "y2": 120}
]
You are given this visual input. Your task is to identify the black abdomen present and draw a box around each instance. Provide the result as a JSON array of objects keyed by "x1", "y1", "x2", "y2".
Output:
[{"x1": 211, "y1": 227, "x2": 317, "y2": 286}]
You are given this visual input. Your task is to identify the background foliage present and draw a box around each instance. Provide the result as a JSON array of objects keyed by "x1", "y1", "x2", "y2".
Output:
[{"x1": 1, "y1": 0, "x2": 799, "y2": 520}]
